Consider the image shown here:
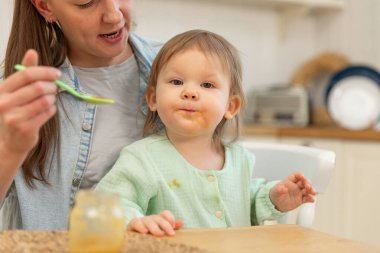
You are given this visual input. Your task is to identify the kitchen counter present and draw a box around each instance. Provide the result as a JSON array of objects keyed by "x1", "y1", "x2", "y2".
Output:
[{"x1": 243, "y1": 125, "x2": 380, "y2": 141}]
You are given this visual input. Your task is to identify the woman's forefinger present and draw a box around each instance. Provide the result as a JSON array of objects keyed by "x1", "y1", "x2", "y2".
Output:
[{"x1": 0, "y1": 66, "x2": 61, "y2": 94}]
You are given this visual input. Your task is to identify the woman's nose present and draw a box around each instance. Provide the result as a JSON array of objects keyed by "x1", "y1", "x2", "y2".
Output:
[
  {"x1": 181, "y1": 90, "x2": 199, "y2": 100},
  {"x1": 102, "y1": 0, "x2": 123, "y2": 24}
]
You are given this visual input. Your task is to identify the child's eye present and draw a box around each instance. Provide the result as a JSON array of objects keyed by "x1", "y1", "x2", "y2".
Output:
[
  {"x1": 77, "y1": 1, "x2": 94, "y2": 9},
  {"x1": 201, "y1": 82, "x2": 214, "y2": 89},
  {"x1": 169, "y1": 79, "x2": 183, "y2": 85}
]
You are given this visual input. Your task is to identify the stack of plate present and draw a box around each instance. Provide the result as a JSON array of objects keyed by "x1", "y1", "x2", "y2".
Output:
[{"x1": 325, "y1": 66, "x2": 380, "y2": 130}]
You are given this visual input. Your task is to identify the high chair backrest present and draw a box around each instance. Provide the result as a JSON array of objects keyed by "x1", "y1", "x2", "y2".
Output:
[{"x1": 239, "y1": 141, "x2": 336, "y2": 227}]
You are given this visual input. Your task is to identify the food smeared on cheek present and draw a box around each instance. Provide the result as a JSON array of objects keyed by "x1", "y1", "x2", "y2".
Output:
[
  {"x1": 182, "y1": 111, "x2": 209, "y2": 129},
  {"x1": 194, "y1": 112, "x2": 209, "y2": 128}
]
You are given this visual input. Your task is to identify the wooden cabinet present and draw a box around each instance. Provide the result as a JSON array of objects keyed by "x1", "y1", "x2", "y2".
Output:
[
  {"x1": 339, "y1": 141, "x2": 380, "y2": 245},
  {"x1": 253, "y1": 0, "x2": 346, "y2": 10},
  {"x1": 241, "y1": 133, "x2": 380, "y2": 246}
]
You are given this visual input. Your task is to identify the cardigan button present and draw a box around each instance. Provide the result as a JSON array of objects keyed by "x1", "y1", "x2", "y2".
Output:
[
  {"x1": 207, "y1": 175, "x2": 215, "y2": 182},
  {"x1": 82, "y1": 123, "x2": 92, "y2": 131},
  {"x1": 215, "y1": 211, "x2": 223, "y2": 219}
]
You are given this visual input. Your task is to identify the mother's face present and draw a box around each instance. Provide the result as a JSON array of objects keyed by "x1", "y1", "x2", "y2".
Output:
[{"x1": 33, "y1": 0, "x2": 134, "y2": 67}]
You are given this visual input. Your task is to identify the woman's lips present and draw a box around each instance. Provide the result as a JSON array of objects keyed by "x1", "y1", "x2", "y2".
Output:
[{"x1": 99, "y1": 28, "x2": 123, "y2": 43}]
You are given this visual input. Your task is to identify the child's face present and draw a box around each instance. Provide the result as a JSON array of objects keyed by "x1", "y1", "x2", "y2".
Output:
[{"x1": 147, "y1": 48, "x2": 240, "y2": 139}]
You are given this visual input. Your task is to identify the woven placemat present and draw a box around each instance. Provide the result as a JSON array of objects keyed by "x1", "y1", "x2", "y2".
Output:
[{"x1": 0, "y1": 230, "x2": 209, "y2": 253}]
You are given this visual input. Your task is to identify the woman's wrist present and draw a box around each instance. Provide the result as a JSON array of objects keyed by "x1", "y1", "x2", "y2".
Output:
[
  {"x1": 0, "y1": 142, "x2": 28, "y2": 167},
  {"x1": 0, "y1": 143, "x2": 27, "y2": 199}
]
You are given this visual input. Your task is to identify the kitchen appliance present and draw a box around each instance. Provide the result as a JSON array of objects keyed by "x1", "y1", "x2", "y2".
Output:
[{"x1": 244, "y1": 86, "x2": 309, "y2": 127}]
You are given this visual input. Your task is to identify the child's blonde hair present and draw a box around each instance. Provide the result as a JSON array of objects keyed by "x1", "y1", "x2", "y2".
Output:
[{"x1": 144, "y1": 29, "x2": 246, "y2": 145}]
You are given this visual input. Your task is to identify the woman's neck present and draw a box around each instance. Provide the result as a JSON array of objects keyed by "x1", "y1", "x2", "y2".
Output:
[
  {"x1": 68, "y1": 41, "x2": 133, "y2": 68},
  {"x1": 167, "y1": 132, "x2": 225, "y2": 171}
]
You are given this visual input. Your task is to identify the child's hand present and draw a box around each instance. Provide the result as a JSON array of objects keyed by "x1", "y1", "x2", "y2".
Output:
[
  {"x1": 269, "y1": 173, "x2": 317, "y2": 212},
  {"x1": 127, "y1": 210, "x2": 184, "y2": 236}
]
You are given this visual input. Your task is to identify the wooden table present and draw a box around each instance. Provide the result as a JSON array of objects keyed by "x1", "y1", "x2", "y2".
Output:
[
  {"x1": 1, "y1": 225, "x2": 379, "y2": 253},
  {"x1": 165, "y1": 225, "x2": 380, "y2": 253}
]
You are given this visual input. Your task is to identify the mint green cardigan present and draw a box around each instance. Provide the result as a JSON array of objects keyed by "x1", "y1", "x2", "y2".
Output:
[{"x1": 96, "y1": 134, "x2": 283, "y2": 228}]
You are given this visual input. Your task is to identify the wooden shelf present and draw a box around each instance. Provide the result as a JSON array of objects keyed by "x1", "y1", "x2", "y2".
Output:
[
  {"x1": 209, "y1": 0, "x2": 346, "y2": 11},
  {"x1": 250, "y1": 0, "x2": 346, "y2": 10},
  {"x1": 243, "y1": 125, "x2": 380, "y2": 141}
]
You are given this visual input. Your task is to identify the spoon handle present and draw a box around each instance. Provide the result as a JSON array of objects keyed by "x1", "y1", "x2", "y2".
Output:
[
  {"x1": 54, "y1": 79, "x2": 81, "y2": 98},
  {"x1": 14, "y1": 64, "x2": 115, "y2": 105},
  {"x1": 14, "y1": 64, "x2": 75, "y2": 95}
]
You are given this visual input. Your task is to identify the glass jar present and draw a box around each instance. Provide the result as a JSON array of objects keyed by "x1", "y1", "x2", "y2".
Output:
[{"x1": 69, "y1": 190, "x2": 125, "y2": 253}]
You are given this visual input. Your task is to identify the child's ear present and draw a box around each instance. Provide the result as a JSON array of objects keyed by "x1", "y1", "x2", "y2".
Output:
[
  {"x1": 224, "y1": 95, "x2": 241, "y2": 119},
  {"x1": 145, "y1": 86, "x2": 158, "y2": 111}
]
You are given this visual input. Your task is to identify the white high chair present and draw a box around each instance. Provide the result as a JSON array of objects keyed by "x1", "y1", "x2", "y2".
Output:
[{"x1": 239, "y1": 141, "x2": 336, "y2": 228}]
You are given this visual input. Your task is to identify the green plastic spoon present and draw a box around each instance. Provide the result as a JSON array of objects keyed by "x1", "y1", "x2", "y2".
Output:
[{"x1": 14, "y1": 64, "x2": 115, "y2": 105}]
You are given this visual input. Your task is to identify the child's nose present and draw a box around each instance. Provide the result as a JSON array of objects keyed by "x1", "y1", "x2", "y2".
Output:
[{"x1": 181, "y1": 90, "x2": 199, "y2": 100}]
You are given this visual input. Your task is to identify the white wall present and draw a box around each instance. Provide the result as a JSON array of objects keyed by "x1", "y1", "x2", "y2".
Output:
[
  {"x1": 0, "y1": 0, "x2": 12, "y2": 229},
  {"x1": 315, "y1": 0, "x2": 380, "y2": 68},
  {"x1": 0, "y1": 0, "x2": 12, "y2": 62}
]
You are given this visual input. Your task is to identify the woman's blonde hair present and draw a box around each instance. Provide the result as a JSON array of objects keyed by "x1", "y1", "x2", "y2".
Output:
[
  {"x1": 143, "y1": 29, "x2": 246, "y2": 145},
  {"x1": 3, "y1": 0, "x2": 67, "y2": 187}
]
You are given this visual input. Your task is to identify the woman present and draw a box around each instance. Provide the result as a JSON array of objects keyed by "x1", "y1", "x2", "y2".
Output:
[{"x1": 0, "y1": 0, "x2": 161, "y2": 230}]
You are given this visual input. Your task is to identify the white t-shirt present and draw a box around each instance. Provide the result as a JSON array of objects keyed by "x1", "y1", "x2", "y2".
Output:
[{"x1": 73, "y1": 56, "x2": 145, "y2": 189}]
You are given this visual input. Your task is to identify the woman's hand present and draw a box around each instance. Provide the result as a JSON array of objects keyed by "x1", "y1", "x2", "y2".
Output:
[
  {"x1": 0, "y1": 49, "x2": 60, "y2": 199},
  {"x1": 127, "y1": 210, "x2": 184, "y2": 236},
  {"x1": 269, "y1": 173, "x2": 317, "y2": 212},
  {"x1": 0, "y1": 49, "x2": 60, "y2": 156}
]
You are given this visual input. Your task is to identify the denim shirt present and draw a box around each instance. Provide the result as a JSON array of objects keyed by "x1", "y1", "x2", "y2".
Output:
[{"x1": 0, "y1": 33, "x2": 162, "y2": 230}]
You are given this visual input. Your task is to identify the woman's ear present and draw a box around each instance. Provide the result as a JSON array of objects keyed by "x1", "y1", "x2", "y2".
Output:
[
  {"x1": 31, "y1": 0, "x2": 57, "y2": 23},
  {"x1": 224, "y1": 95, "x2": 241, "y2": 119},
  {"x1": 145, "y1": 86, "x2": 158, "y2": 111}
]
